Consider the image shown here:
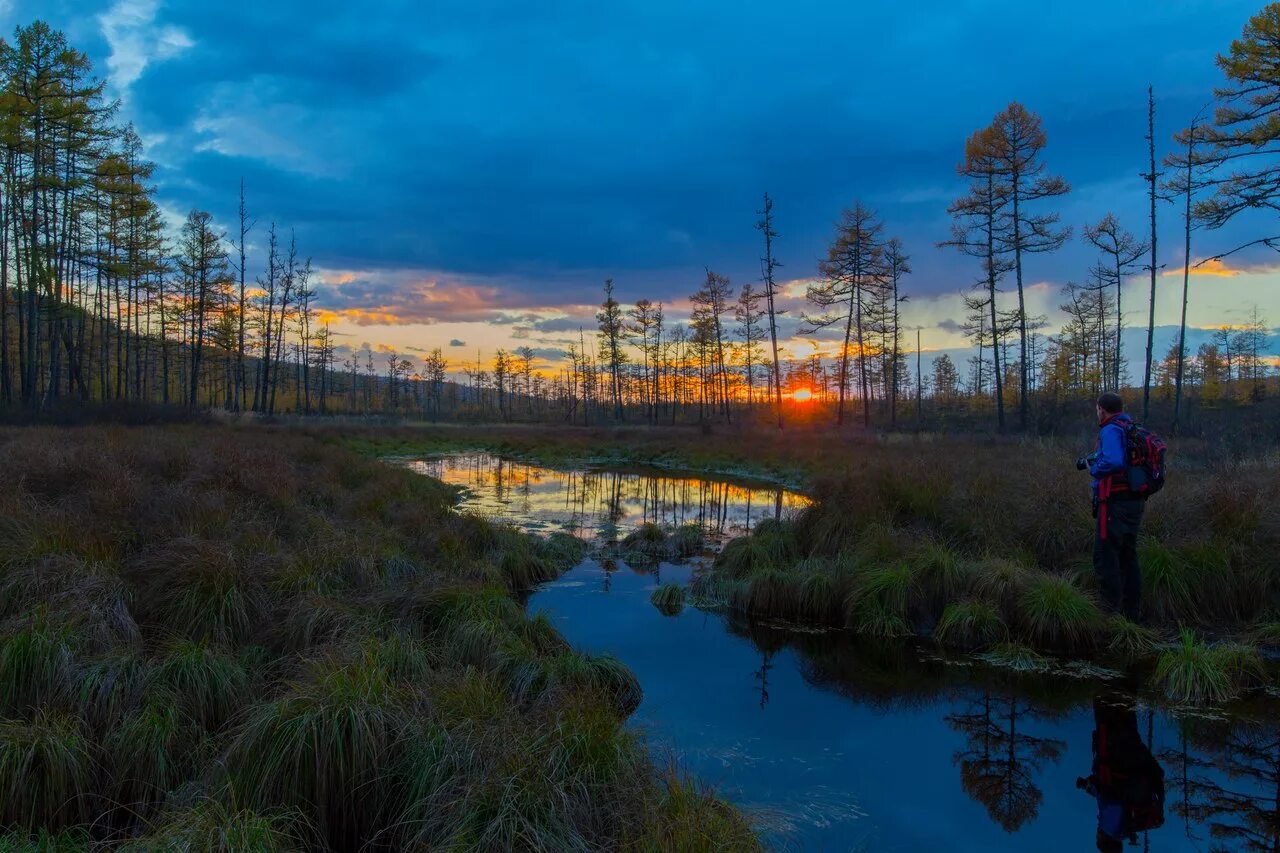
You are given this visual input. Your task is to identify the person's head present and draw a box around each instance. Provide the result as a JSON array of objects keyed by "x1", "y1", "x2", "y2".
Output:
[{"x1": 1096, "y1": 392, "x2": 1123, "y2": 424}]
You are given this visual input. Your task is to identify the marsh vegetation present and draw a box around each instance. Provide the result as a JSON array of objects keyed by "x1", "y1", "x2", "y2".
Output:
[{"x1": 0, "y1": 426, "x2": 758, "y2": 850}]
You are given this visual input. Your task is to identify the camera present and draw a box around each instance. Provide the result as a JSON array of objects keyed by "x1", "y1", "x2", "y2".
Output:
[{"x1": 1075, "y1": 451, "x2": 1098, "y2": 471}]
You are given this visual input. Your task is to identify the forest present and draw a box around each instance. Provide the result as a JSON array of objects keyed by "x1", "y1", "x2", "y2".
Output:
[{"x1": 0, "y1": 15, "x2": 1276, "y2": 431}]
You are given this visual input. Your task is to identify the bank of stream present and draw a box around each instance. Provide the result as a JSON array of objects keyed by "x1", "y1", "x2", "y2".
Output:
[{"x1": 407, "y1": 451, "x2": 1278, "y2": 852}]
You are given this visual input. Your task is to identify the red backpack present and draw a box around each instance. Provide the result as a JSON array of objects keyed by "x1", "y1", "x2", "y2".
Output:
[{"x1": 1123, "y1": 422, "x2": 1167, "y2": 497}]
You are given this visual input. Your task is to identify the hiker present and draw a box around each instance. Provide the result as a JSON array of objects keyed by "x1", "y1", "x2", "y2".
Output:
[
  {"x1": 1080, "y1": 392, "x2": 1145, "y2": 620},
  {"x1": 1076, "y1": 693, "x2": 1165, "y2": 852}
]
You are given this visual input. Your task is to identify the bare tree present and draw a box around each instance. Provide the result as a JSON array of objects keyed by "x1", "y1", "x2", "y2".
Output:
[{"x1": 756, "y1": 193, "x2": 784, "y2": 429}]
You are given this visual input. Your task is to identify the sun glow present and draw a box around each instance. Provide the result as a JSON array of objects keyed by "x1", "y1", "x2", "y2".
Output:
[{"x1": 791, "y1": 388, "x2": 813, "y2": 402}]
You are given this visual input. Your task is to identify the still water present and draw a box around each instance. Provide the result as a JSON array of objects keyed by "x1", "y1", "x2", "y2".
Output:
[{"x1": 411, "y1": 452, "x2": 1277, "y2": 852}]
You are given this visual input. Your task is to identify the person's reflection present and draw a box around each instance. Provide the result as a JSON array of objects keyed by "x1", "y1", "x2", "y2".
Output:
[{"x1": 1077, "y1": 693, "x2": 1165, "y2": 852}]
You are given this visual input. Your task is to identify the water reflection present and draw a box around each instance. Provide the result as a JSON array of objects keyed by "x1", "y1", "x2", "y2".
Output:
[
  {"x1": 1165, "y1": 714, "x2": 1280, "y2": 851},
  {"x1": 948, "y1": 694, "x2": 1066, "y2": 832},
  {"x1": 1076, "y1": 694, "x2": 1166, "y2": 852},
  {"x1": 407, "y1": 452, "x2": 808, "y2": 544},
  {"x1": 411, "y1": 453, "x2": 1276, "y2": 850}
]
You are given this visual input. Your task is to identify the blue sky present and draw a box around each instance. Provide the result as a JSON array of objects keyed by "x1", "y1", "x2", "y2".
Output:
[{"x1": 14, "y1": 0, "x2": 1280, "y2": 370}]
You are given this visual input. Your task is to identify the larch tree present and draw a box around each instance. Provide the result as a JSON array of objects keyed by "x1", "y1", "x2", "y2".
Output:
[
  {"x1": 175, "y1": 209, "x2": 228, "y2": 409},
  {"x1": 691, "y1": 269, "x2": 734, "y2": 422},
  {"x1": 734, "y1": 283, "x2": 766, "y2": 407},
  {"x1": 943, "y1": 125, "x2": 1013, "y2": 430},
  {"x1": 230, "y1": 179, "x2": 253, "y2": 412},
  {"x1": 1083, "y1": 213, "x2": 1147, "y2": 389},
  {"x1": 882, "y1": 238, "x2": 910, "y2": 425},
  {"x1": 626, "y1": 297, "x2": 661, "y2": 423},
  {"x1": 807, "y1": 202, "x2": 885, "y2": 427},
  {"x1": 596, "y1": 279, "x2": 626, "y2": 421},
  {"x1": 988, "y1": 102, "x2": 1071, "y2": 430},
  {"x1": 756, "y1": 192, "x2": 784, "y2": 428},
  {"x1": 1140, "y1": 86, "x2": 1162, "y2": 421},
  {"x1": 1163, "y1": 107, "x2": 1217, "y2": 431},
  {"x1": 1198, "y1": 3, "x2": 1280, "y2": 246}
]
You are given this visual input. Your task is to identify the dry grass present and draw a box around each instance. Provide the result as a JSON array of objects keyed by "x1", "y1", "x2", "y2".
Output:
[
  {"x1": 0, "y1": 424, "x2": 756, "y2": 849},
  {"x1": 702, "y1": 435, "x2": 1280, "y2": 663}
]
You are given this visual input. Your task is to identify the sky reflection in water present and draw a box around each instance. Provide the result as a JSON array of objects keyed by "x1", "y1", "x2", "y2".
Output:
[{"x1": 413, "y1": 453, "x2": 1277, "y2": 852}]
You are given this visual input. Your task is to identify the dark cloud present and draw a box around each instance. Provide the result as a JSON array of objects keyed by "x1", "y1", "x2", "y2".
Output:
[
  {"x1": 39, "y1": 0, "x2": 1270, "y2": 321},
  {"x1": 448, "y1": 339, "x2": 466, "y2": 347}
]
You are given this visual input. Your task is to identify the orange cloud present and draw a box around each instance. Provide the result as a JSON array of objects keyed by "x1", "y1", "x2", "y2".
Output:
[{"x1": 1162, "y1": 258, "x2": 1259, "y2": 278}]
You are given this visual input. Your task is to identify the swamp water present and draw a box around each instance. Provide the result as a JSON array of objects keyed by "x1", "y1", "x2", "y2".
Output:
[{"x1": 409, "y1": 452, "x2": 1276, "y2": 852}]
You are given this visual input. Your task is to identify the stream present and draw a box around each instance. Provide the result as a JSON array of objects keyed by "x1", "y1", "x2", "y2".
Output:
[{"x1": 408, "y1": 452, "x2": 1276, "y2": 852}]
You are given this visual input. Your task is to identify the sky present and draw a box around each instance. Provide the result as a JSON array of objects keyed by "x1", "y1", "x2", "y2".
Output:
[{"x1": 13, "y1": 0, "x2": 1280, "y2": 376}]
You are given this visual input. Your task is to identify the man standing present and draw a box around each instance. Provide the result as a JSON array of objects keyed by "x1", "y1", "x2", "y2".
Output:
[{"x1": 1083, "y1": 392, "x2": 1144, "y2": 620}]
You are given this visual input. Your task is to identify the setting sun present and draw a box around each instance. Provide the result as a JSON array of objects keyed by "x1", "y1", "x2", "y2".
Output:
[{"x1": 792, "y1": 388, "x2": 813, "y2": 402}]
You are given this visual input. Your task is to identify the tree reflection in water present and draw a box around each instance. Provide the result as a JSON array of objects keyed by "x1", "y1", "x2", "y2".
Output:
[
  {"x1": 946, "y1": 694, "x2": 1066, "y2": 832},
  {"x1": 408, "y1": 452, "x2": 806, "y2": 546},
  {"x1": 1165, "y1": 714, "x2": 1280, "y2": 852},
  {"x1": 414, "y1": 452, "x2": 1280, "y2": 850}
]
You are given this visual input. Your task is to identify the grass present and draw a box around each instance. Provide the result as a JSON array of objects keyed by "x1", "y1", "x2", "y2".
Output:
[
  {"x1": 0, "y1": 712, "x2": 94, "y2": 832},
  {"x1": 935, "y1": 600, "x2": 1007, "y2": 650},
  {"x1": 1016, "y1": 575, "x2": 1103, "y2": 651},
  {"x1": 1152, "y1": 630, "x2": 1266, "y2": 705},
  {"x1": 651, "y1": 583, "x2": 686, "y2": 615},
  {"x1": 681, "y1": 432, "x2": 1279, "y2": 671},
  {"x1": 0, "y1": 424, "x2": 754, "y2": 849},
  {"x1": 119, "y1": 801, "x2": 307, "y2": 852},
  {"x1": 976, "y1": 642, "x2": 1052, "y2": 674}
]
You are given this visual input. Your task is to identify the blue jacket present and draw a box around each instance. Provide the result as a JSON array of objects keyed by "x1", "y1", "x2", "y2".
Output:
[{"x1": 1089, "y1": 413, "x2": 1131, "y2": 496}]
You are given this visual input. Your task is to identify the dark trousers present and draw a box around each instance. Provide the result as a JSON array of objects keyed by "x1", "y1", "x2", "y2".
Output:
[{"x1": 1093, "y1": 497, "x2": 1144, "y2": 620}]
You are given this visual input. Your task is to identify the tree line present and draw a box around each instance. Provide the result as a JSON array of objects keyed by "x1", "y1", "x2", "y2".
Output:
[
  {"x1": 0, "y1": 23, "x2": 334, "y2": 414},
  {"x1": 3, "y1": 9, "x2": 1279, "y2": 428}
]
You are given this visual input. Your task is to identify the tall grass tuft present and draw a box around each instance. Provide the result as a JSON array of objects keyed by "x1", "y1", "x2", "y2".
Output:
[
  {"x1": 105, "y1": 698, "x2": 204, "y2": 818},
  {"x1": 133, "y1": 538, "x2": 264, "y2": 644},
  {"x1": 510, "y1": 650, "x2": 643, "y2": 716},
  {"x1": 0, "y1": 712, "x2": 94, "y2": 831},
  {"x1": 716, "y1": 520, "x2": 797, "y2": 580},
  {"x1": 225, "y1": 657, "x2": 411, "y2": 848},
  {"x1": 934, "y1": 600, "x2": 1006, "y2": 650},
  {"x1": 0, "y1": 827, "x2": 92, "y2": 851},
  {"x1": 1153, "y1": 630, "x2": 1266, "y2": 705},
  {"x1": 911, "y1": 539, "x2": 971, "y2": 610},
  {"x1": 651, "y1": 583, "x2": 686, "y2": 615},
  {"x1": 77, "y1": 650, "x2": 151, "y2": 731},
  {"x1": 645, "y1": 765, "x2": 762, "y2": 852},
  {"x1": 0, "y1": 612, "x2": 79, "y2": 717},
  {"x1": 623, "y1": 523, "x2": 671, "y2": 558},
  {"x1": 149, "y1": 638, "x2": 251, "y2": 731},
  {"x1": 1139, "y1": 541, "x2": 1201, "y2": 624},
  {"x1": 1105, "y1": 616, "x2": 1160, "y2": 659},
  {"x1": 1016, "y1": 574, "x2": 1102, "y2": 651},
  {"x1": 119, "y1": 800, "x2": 307, "y2": 852},
  {"x1": 732, "y1": 568, "x2": 800, "y2": 618},
  {"x1": 970, "y1": 557, "x2": 1031, "y2": 612},
  {"x1": 844, "y1": 563, "x2": 917, "y2": 636},
  {"x1": 670, "y1": 523, "x2": 705, "y2": 558},
  {"x1": 796, "y1": 569, "x2": 839, "y2": 624}
]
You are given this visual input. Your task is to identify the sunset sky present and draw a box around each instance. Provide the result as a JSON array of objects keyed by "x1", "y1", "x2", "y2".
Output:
[{"x1": 19, "y1": 0, "x2": 1280, "y2": 376}]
